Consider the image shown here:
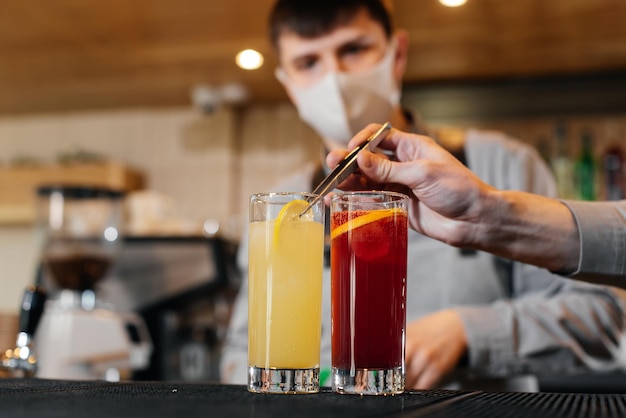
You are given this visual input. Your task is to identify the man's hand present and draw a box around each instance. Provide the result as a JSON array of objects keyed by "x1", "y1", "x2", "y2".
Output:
[
  {"x1": 327, "y1": 124, "x2": 582, "y2": 274},
  {"x1": 405, "y1": 309, "x2": 468, "y2": 389},
  {"x1": 326, "y1": 124, "x2": 496, "y2": 249}
]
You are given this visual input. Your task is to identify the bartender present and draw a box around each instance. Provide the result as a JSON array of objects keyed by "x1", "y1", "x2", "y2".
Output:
[{"x1": 221, "y1": 0, "x2": 626, "y2": 391}]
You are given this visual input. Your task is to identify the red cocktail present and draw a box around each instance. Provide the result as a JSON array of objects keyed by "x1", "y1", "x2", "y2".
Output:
[{"x1": 330, "y1": 191, "x2": 408, "y2": 395}]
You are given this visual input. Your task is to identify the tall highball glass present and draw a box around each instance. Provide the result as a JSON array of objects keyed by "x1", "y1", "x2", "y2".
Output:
[
  {"x1": 330, "y1": 191, "x2": 409, "y2": 395},
  {"x1": 247, "y1": 192, "x2": 324, "y2": 394}
]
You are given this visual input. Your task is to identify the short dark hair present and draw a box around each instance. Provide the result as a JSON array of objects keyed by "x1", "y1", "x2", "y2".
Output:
[{"x1": 268, "y1": 0, "x2": 393, "y2": 49}]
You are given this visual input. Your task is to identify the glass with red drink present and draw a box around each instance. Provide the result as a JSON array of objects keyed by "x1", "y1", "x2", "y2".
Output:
[{"x1": 330, "y1": 191, "x2": 408, "y2": 395}]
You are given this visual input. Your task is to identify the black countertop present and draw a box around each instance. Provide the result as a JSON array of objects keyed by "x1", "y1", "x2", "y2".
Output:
[{"x1": 0, "y1": 378, "x2": 625, "y2": 418}]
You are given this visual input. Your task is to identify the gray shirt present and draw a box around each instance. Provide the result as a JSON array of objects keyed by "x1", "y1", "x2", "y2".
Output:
[{"x1": 220, "y1": 128, "x2": 626, "y2": 387}]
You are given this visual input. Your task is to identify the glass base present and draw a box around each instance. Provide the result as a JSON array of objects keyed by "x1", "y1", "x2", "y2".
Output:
[
  {"x1": 332, "y1": 366, "x2": 404, "y2": 395},
  {"x1": 248, "y1": 366, "x2": 319, "y2": 394}
]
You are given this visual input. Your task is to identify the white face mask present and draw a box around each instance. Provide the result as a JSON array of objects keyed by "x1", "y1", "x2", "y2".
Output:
[{"x1": 277, "y1": 42, "x2": 401, "y2": 151}]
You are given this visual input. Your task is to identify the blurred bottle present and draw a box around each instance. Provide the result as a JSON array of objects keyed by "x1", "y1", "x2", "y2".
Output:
[
  {"x1": 603, "y1": 145, "x2": 625, "y2": 201},
  {"x1": 535, "y1": 135, "x2": 551, "y2": 166},
  {"x1": 550, "y1": 122, "x2": 576, "y2": 199},
  {"x1": 602, "y1": 122, "x2": 625, "y2": 201},
  {"x1": 575, "y1": 129, "x2": 596, "y2": 201}
]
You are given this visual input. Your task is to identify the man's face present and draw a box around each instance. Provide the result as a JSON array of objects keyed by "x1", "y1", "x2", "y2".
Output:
[{"x1": 277, "y1": 8, "x2": 391, "y2": 88}]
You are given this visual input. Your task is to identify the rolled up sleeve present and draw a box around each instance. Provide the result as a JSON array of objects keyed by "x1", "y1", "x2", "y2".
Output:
[{"x1": 562, "y1": 200, "x2": 626, "y2": 276}]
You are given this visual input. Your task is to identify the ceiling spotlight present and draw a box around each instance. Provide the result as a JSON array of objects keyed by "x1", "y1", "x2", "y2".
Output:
[
  {"x1": 236, "y1": 49, "x2": 264, "y2": 70},
  {"x1": 439, "y1": 0, "x2": 467, "y2": 7}
]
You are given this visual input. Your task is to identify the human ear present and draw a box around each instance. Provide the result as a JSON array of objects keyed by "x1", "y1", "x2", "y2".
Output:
[{"x1": 392, "y1": 29, "x2": 409, "y2": 82}]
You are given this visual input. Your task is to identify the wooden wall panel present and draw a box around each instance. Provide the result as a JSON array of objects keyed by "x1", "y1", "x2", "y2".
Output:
[{"x1": 0, "y1": 0, "x2": 625, "y2": 114}]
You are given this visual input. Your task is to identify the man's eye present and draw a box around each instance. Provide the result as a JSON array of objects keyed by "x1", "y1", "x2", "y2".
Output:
[
  {"x1": 294, "y1": 57, "x2": 318, "y2": 71},
  {"x1": 341, "y1": 44, "x2": 368, "y2": 57}
]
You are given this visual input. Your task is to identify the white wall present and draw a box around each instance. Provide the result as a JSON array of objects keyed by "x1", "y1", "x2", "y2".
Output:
[{"x1": 0, "y1": 104, "x2": 321, "y2": 313}]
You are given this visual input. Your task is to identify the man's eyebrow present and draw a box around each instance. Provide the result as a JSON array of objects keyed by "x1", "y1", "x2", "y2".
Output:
[
  {"x1": 283, "y1": 33, "x2": 376, "y2": 65},
  {"x1": 339, "y1": 38, "x2": 372, "y2": 50}
]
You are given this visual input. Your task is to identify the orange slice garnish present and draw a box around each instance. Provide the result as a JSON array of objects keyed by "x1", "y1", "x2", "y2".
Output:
[
  {"x1": 273, "y1": 199, "x2": 311, "y2": 246},
  {"x1": 331, "y1": 208, "x2": 404, "y2": 241}
]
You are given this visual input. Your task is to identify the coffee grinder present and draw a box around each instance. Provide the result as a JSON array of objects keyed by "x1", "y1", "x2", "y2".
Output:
[{"x1": 32, "y1": 185, "x2": 152, "y2": 380}]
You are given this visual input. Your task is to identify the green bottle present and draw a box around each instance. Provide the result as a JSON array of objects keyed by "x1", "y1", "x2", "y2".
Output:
[
  {"x1": 550, "y1": 122, "x2": 575, "y2": 199},
  {"x1": 575, "y1": 130, "x2": 596, "y2": 201}
]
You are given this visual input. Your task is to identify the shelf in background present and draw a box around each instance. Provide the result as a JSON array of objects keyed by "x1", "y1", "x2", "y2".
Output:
[{"x1": 0, "y1": 162, "x2": 144, "y2": 225}]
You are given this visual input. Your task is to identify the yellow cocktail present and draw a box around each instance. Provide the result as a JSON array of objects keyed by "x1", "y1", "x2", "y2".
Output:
[{"x1": 248, "y1": 193, "x2": 324, "y2": 394}]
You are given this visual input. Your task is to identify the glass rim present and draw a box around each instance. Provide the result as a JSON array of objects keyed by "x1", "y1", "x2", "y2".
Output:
[
  {"x1": 251, "y1": 191, "x2": 320, "y2": 201},
  {"x1": 330, "y1": 190, "x2": 409, "y2": 202}
]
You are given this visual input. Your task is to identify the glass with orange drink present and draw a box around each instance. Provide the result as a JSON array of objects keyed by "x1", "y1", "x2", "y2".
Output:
[
  {"x1": 330, "y1": 191, "x2": 409, "y2": 395},
  {"x1": 248, "y1": 192, "x2": 325, "y2": 393}
]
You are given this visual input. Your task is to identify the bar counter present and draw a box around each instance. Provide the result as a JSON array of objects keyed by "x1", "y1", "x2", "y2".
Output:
[{"x1": 1, "y1": 378, "x2": 625, "y2": 417}]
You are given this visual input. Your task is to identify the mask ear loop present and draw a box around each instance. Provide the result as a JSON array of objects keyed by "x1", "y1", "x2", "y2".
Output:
[
  {"x1": 378, "y1": 37, "x2": 402, "y2": 107},
  {"x1": 275, "y1": 67, "x2": 288, "y2": 84}
]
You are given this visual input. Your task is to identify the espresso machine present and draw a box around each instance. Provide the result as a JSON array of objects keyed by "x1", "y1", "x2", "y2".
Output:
[
  {"x1": 22, "y1": 185, "x2": 151, "y2": 380},
  {"x1": 0, "y1": 285, "x2": 46, "y2": 377}
]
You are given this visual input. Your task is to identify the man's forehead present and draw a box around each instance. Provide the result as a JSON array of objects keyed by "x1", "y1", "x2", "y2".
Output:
[
  {"x1": 278, "y1": 28, "x2": 367, "y2": 58},
  {"x1": 276, "y1": 13, "x2": 387, "y2": 63}
]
